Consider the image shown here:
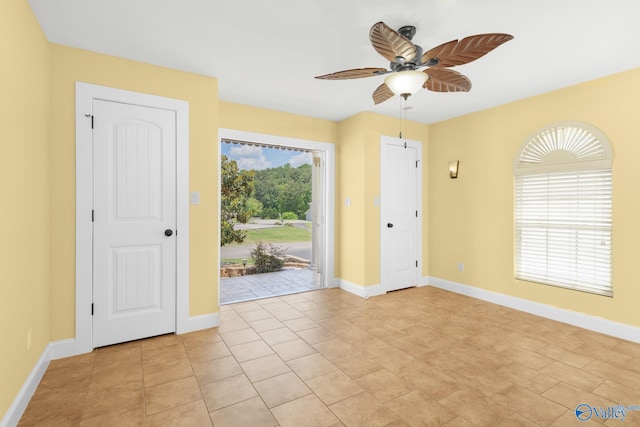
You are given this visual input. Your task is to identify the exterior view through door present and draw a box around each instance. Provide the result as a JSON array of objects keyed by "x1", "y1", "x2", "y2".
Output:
[
  {"x1": 219, "y1": 139, "x2": 326, "y2": 304},
  {"x1": 380, "y1": 135, "x2": 422, "y2": 293},
  {"x1": 92, "y1": 100, "x2": 177, "y2": 347}
]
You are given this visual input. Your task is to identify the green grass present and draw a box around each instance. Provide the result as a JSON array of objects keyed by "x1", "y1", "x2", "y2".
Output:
[{"x1": 232, "y1": 225, "x2": 311, "y2": 245}]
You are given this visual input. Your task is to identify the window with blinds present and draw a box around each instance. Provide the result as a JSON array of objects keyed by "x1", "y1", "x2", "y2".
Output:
[{"x1": 513, "y1": 122, "x2": 613, "y2": 297}]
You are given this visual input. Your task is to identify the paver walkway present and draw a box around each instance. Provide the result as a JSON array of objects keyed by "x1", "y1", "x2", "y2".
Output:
[{"x1": 220, "y1": 268, "x2": 322, "y2": 305}]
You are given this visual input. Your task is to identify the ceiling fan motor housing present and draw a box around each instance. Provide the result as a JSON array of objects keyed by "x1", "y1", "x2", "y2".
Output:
[
  {"x1": 391, "y1": 25, "x2": 425, "y2": 70},
  {"x1": 398, "y1": 25, "x2": 417, "y2": 40}
]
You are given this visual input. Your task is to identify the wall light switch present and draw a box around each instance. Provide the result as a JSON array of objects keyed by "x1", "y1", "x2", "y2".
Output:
[
  {"x1": 345, "y1": 197, "x2": 351, "y2": 207},
  {"x1": 191, "y1": 192, "x2": 200, "y2": 205},
  {"x1": 374, "y1": 197, "x2": 380, "y2": 207}
]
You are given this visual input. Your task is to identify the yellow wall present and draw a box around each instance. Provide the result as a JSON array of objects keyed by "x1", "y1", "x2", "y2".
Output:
[
  {"x1": 0, "y1": 0, "x2": 51, "y2": 417},
  {"x1": 429, "y1": 67, "x2": 640, "y2": 328},
  {"x1": 336, "y1": 114, "x2": 368, "y2": 284},
  {"x1": 337, "y1": 112, "x2": 429, "y2": 286},
  {"x1": 219, "y1": 101, "x2": 338, "y2": 143},
  {"x1": 49, "y1": 45, "x2": 220, "y2": 340}
]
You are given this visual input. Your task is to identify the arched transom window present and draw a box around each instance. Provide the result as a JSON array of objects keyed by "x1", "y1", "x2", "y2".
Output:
[{"x1": 514, "y1": 122, "x2": 613, "y2": 296}]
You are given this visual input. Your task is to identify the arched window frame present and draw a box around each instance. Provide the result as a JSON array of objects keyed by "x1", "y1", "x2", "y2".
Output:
[{"x1": 513, "y1": 121, "x2": 613, "y2": 297}]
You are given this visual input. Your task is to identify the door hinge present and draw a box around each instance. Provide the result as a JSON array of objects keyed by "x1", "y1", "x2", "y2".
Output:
[
  {"x1": 91, "y1": 303, "x2": 94, "y2": 316},
  {"x1": 84, "y1": 113, "x2": 93, "y2": 129},
  {"x1": 416, "y1": 160, "x2": 418, "y2": 168},
  {"x1": 91, "y1": 210, "x2": 94, "y2": 222},
  {"x1": 416, "y1": 210, "x2": 418, "y2": 217},
  {"x1": 416, "y1": 260, "x2": 418, "y2": 267}
]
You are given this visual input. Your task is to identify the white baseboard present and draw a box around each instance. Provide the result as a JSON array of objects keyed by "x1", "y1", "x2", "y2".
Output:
[
  {"x1": 327, "y1": 277, "x2": 340, "y2": 289},
  {"x1": 178, "y1": 313, "x2": 220, "y2": 334},
  {"x1": 0, "y1": 345, "x2": 51, "y2": 427},
  {"x1": 49, "y1": 339, "x2": 77, "y2": 360},
  {"x1": 337, "y1": 279, "x2": 385, "y2": 299},
  {"x1": 57, "y1": 313, "x2": 218, "y2": 356},
  {"x1": 337, "y1": 277, "x2": 430, "y2": 299},
  {"x1": 428, "y1": 276, "x2": 640, "y2": 344},
  {"x1": 45, "y1": 316, "x2": 219, "y2": 358}
]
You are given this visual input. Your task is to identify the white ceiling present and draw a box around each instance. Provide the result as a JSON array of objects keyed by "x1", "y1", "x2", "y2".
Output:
[{"x1": 28, "y1": 0, "x2": 640, "y2": 124}]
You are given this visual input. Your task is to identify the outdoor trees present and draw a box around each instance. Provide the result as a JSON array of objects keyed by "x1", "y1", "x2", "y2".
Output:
[
  {"x1": 254, "y1": 163, "x2": 311, "y2": 219},
  {"x1": 220, "y1": 150, "x2": 312, "y2": 245},
  {"x1": 220, "y1": 155, "x2": 255, "y2": 246},
  {"x1": 245, "y1": 197, "x2": 263, "y2": 218}
]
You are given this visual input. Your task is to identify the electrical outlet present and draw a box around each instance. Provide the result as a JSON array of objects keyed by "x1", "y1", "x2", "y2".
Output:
[
  {"x1": 458, "y1": 262, "x2": 464, "y2": 272},
  {"x1": 27, "y1": 328, "x2": 32, "y2": 350},
  {"x1": 190, "y1": 191, "x2": 200, "y2": 205}
]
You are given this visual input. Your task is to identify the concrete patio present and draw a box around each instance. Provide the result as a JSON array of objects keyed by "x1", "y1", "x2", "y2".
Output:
[{"x1": 219, "y1": 267, "x2": 322, "y2": 305}]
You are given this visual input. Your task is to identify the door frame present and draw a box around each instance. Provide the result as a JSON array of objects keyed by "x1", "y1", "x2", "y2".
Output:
[
  {"x1": 380, "y1": 135, "x2": 423, "y2": 292},
  {"x1": 75, "y1": 82, "x2": 190, "y2": 354},
  {"x1": 218, "y1": 128, "x2": 336, "y2": 300}
]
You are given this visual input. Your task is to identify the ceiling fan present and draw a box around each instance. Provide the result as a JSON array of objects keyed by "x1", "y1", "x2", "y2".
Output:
[{"x1": 315, "y1": 21, "x2": 513, "y2": 104}]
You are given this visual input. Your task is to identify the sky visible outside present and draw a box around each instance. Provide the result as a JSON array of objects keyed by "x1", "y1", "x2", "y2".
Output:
[{"x1": 221, "y1": 142, "x2": 312, "y2": 171}]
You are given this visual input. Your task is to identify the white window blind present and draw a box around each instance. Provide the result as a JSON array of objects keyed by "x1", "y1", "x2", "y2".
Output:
[
  {"x1": 514, "y1": 122, "x2": 613, "y2": 297},
  {"x1": 515, "y1": 170, "x2": 612, "y2": 296}
]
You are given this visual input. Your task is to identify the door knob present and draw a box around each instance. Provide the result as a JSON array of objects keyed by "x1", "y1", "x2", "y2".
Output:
[
  {"x1": 164, "y1": 229, "x2": 173, "y2": 236},
  {"x1": 387, "y1": 223, "x2": 394, "y2": 228}
]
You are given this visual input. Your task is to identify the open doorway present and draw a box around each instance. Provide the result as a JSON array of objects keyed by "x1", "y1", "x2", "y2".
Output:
[{"x1": 218, "y1": 129, "x2": 335, "y2": 305}]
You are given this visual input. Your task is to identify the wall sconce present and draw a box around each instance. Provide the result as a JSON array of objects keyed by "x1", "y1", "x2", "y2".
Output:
[{"x1": 449, "y1": 160, "x2": 459, "y2": 179}]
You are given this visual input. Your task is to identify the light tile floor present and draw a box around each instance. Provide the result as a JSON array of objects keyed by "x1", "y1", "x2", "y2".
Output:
[
  {"x1": 220, "y1": 268, "x2": 322, "y2": 305},
  {"x1": 19, "y1": 286, "x2": 640, "y2": 426}
]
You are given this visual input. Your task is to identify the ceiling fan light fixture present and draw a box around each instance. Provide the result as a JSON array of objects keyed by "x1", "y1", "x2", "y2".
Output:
[{"x1": 385, "y1": 70, "x2": 428, "y2": 98}]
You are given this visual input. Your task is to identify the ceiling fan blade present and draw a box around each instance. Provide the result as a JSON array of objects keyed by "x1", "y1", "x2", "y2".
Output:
[
  {"x1": 315, "y1": 67, "x2": 388, "y2": 80},
  {"x1": 421, "y1": 40, "x2": 457, "y2": 65},
  {"x1": 369, "y1": 21, "x2": 417, "y2": 63},
  {"x1": 424, "y1": 68, "x2": 472, "y2": 92},
  {"x1": 372, "y1": 83, "x2": 395, "y2": 105},
  {"x1": 422, "y1": 33, "x2": 513, "y2": 67}
]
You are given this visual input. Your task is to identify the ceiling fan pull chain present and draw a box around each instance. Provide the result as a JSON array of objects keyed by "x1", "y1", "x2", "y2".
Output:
[
  {"x1": 399, "y1": 97, "x2": 403, "y2": 140},
  {"x1": 403, "y1": 97, "x2": 408, "y2": 148}
]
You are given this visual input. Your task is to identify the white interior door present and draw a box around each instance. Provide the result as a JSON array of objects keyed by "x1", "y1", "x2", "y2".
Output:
[
  {"x1": 92, "y1": 99, "x2": 177, "y2": 347},
  {"x1": 380, "y1": 136, "x2": 421, "y2": 292}
]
